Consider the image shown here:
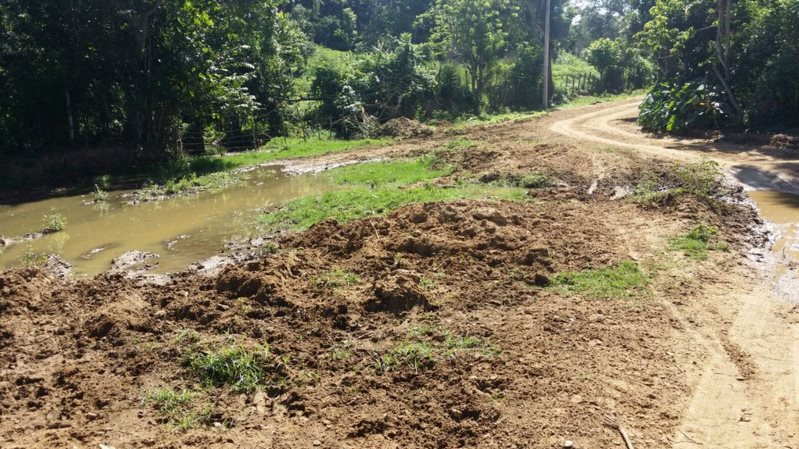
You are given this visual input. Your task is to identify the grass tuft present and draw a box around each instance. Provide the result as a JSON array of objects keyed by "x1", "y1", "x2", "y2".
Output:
[
  {"x1": 143, "y1": 387, "x2": 211, "y2": 431},
  {"x1": 669, "y1": 224, "x2": 729, "y2": 260},
  {"x1": 42, "y1": 213, "x2": 67, "y2": 233},
  {"x1": 187, "y1": 343, "x2": 279, "y2": 393}
]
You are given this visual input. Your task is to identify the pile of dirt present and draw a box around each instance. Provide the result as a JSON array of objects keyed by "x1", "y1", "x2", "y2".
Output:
[{"x1": 377, "y1": 117, "x2": 434, "y2": 139}]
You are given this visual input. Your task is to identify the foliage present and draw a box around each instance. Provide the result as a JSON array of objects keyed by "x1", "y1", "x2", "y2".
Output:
[
  {"x1": 327, "y1": 158, "x2": 451, "y2": 186},
  {"x1": 42, "y1": 213, "x2": 67, "y2": 233},
  {"x1": 669, "y1": 224, "x2": 729, "y2": 260},
  {"x1": 639, "y1": 82, "x2": 729, "y2": 133},
  {"x1": 430, "y1": 0, "x2": 517, "y2": 113},
  {"x1": 550, "y1": 260, "x2": 649, "y2": 299},
  {"x1": 143, "y1": 388, "x2": 211, "y2": 431},
  {"x1": 585, "y1": 38, "x2": 654, "y2": 93}
]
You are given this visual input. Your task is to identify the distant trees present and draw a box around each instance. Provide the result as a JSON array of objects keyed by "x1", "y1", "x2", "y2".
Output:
[{"x1": 636, "y1": 0, "x2": 799, "y2": 131}]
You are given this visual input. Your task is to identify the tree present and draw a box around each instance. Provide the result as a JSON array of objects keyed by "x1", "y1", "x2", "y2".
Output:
[{"x1": 430, "y1": 0, "x2": 517, "y2": 113}]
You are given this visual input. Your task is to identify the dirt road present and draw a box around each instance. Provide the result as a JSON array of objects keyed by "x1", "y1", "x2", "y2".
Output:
[{"x1": 552, "y1": 100, "x2": 799, "y2": 449}]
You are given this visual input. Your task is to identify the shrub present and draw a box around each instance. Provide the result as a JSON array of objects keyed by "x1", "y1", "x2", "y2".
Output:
[
  {"x1": 639, "y1": 82, "x2": 730, "y2": 134},
  {"x1": 42, "y1": 213, "x2": 67, "y2": 233}
]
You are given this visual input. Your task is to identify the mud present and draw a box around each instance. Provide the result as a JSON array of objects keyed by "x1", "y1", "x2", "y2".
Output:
[{"x1": 0, "y1": 100, "x2": 774, "y2": 449}]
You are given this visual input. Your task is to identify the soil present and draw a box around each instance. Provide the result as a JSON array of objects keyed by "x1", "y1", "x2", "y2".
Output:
[
  {"x1": 377, "y1": 118, "x2": 434, "y2": 139},
  {"x1": 1, "y1": 100, "x2": 795, "y2": 449}
]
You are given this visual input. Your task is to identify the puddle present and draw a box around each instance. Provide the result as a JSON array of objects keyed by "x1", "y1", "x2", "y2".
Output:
[
  {"x1": 0, "y1": 168, "x2": 332, "y2": 275},
  {"x1": 748, "y1": 190, "x2": 799, "y2": 301}
]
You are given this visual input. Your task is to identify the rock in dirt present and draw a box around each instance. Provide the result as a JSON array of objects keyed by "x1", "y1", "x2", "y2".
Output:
[
  {"x1": 42, "y1": 255, "x2": 72, "y2": 277},
  {"x1": 110, "y1": 250, "x2": 159, "y2": 272},
  {"x1": 0, "y1": 235, "x2": 8, "y2": 246},
  {"x1": 377, "y1": 117, "x2": 433, "y2": 139}
]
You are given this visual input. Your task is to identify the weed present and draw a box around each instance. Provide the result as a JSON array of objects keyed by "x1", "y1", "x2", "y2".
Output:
[
  {"x1": 375, "y1": 341, "x2": 435, "y2": 374},
  {"x1": 187, "y1": 343, "x2": 278, "y2": 393},
  {"x1": 42, "y1": 213, "x2": 67, "y2": 233},
  {"x1": 419, "y1": 277, "x2": 436, "y2": 290},
  {"x1": 669, "y1": 224, "x2": 729, "y2": 260},
  {"x1": 173, "y1": 328, "x2": 201, "y2": 346},
  {"x1": 143, "y1": 387, "x2": 210, "y2": 431},
  {"x1": 550, "y1": 260, "x2": 649, "y2": 299},
  {"x1": 94, "y1": 174, "x2": 112, "y2": 191},
  {"x1": 443, "y1": 335, "x2": 499, "y2": 358},
  {"x1": 311, "y1": 269, "x2": 361, "y2": 288},
  {"x1": 19, "y1": 247, "x2": 48, "y2": 267},
  {"x1": 632, "y1": 161, "x2": 724, "y2": 205},
  {"x1": 328, "y1": 341, "x2": 352, "y2": 361}
]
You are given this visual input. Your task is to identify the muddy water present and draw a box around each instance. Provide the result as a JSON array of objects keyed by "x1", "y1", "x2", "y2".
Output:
[
  {"x1": 748, "y1": 190, "x2": 799, "y2": 301},
  {"x1": 0, "y1": 168, "x2": 331, "y2": 275}
]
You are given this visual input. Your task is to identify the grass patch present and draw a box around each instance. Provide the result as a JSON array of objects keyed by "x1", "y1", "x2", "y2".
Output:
[
  {"x1": 187, "y1": 343, "x2": 285, "y2": 393},
  {"x1": 142, "y1": 387, "x2": 211, "y2": 431},
  {"x1": 632, "y1": 160, "x2": 724, "y2": 205},
  {"x1": 549, "y1": 260, "x2": 649, "y2": 299},
  {"x1": 374, "y1": 328, "x2": 498, "y2": 374},
  {"x1": 451, "y1": 111, "x2": 547, "y2": 130},
  {"x1": 260, "y1": 184, "x2": 527, "y2": 232},
  {"x1": 669, "y1": 224, "x2": 729, "y2": 260},
  {"x1": 328, "y1": 157, "x2": 452, "y2": 186}
]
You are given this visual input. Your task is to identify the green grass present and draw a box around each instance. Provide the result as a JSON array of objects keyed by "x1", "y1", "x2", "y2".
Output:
[
  {"x1": 143, "y1": 387, "x2": 211, "y2": 431},
  {"x1": 549, "y1": 260, "x2": 649, "y2": 299},
  {"x1": 451, "y1": 111, "x2": 548, "y2": 130},
  {"x1": 375, "y1": 328, "x2": 498, "y2": 374},
  {"x1": 187, "y1": 344, "x2": 276, "y2": 393},
  {"x1": 327, "y1": 158, "x2": 452, "y2": 186},
  {"x1": 559, "y1": 90, "x2": 647, "y2": 109},
  {"x1": 552, "y1": 53, "x2": 600, "y2": 79},
  {"x1": 669, "y1": 224, "x2": 729, "y2": 260},
  {"x1": 226, "y1": 137, "x2": 389, "y2": 167},
  {"x1": 260, "y1": 184, "x2": 527, "y2": 232}
]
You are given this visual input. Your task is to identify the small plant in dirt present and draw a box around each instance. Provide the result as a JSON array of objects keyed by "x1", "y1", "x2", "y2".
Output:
[
  {"x1": 549, "y1": 260, "x2": 649, "y2": 299},
  {"x1": 375, "y1": 328, "x2": 498, "y2": 374},
  {"x1": 311, "y1": 269, "x2": 361, "y2": 288},
  {"x1": 142, "y1": 387, "x2": 211, "y2": 431},
  {"x1": 669, "y1": 224, "x2": 729, "y2": 260},
  {"x1": 419, "y1": 277, "x2": 436, "y2": 290},
  {"x1": 187, "y1": 343, "x2": 285, "y2": 393},
  {"x1": 92, "y1": 175, "x2": 112, "y2": 203},
  {"x1": 19, "y1": 247, "x2": 48, "y2": 267},
  {"x1": 375, "y1": 341, "x2": 435, "y2": 374},
  {"x1": 327, "y1": 341, "x2": 352, "y2": 361},
  {"x1": 42, "y1": 213, "x2": 67, "y2": 233}
]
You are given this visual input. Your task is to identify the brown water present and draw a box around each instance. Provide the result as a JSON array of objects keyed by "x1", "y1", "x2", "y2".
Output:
[
  {"x1": 748, "y1": 190, "x2": 799, "y2": 302},
  {"x1": 0, "y1": 168, "x2": 331, "y2": 275}
]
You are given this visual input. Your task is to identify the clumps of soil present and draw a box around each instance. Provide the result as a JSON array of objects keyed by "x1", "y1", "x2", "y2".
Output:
[
  {"x1": 377, "y1": 117, "x2": 434, "y2": 139},
  {"x1": 0, "y1": 196, "x2": 710, "y2": 449},
  {"x1": 768, "y1": 133, "x2": 799, "y2": 149}
]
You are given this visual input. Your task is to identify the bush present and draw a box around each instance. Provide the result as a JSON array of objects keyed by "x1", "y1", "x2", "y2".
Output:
[
  {"x1": 639, "y1": 82, "x2": 730, "y2": 134},
  {"x1": 42, "y1": 213, "x2": 67, "y2": 233}
]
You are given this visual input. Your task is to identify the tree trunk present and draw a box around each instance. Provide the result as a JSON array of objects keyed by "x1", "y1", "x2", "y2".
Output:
[
  {"x1": 542, "y1": 0, "x2": 551, "y2": 108},
  {"x1": 64, "y1": 88, "x2": 75, "y2": 144}
]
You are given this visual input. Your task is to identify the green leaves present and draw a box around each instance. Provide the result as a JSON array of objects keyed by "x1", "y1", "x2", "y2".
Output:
[{"x1": 639, "y1": 82, "x2": 728, "y2": 133}]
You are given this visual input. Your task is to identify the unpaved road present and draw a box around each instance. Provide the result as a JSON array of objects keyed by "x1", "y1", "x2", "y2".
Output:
[{"x1": 552, "y1": 100, "x2": 799, "y2": 449}]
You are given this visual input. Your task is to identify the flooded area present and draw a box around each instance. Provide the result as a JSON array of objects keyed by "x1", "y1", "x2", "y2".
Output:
[
  {"x1": 748, "y1": 189, "x2": 799, "y2": 301},
  {"x1": 0, "y1": 167, "x2": 331, "y2": 275}
]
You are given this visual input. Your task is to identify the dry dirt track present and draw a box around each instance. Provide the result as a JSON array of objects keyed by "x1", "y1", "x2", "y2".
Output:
[{"x1": 552, "y1": 100, "x2": 799, "y2": 449}]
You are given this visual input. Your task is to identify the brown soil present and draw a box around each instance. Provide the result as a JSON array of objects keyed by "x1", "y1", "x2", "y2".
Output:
[{"x1": 0, "y1": 100, "x2": 782, "y2": 449}]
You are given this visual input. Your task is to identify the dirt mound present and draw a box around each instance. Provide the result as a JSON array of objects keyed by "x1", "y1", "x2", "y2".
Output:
[
  {"x1": 377, "y1": 117, "x2": 434, "y2": 139},
  {"x1": 769, "y1": 133, "x2": 799, "y2": 149}
]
